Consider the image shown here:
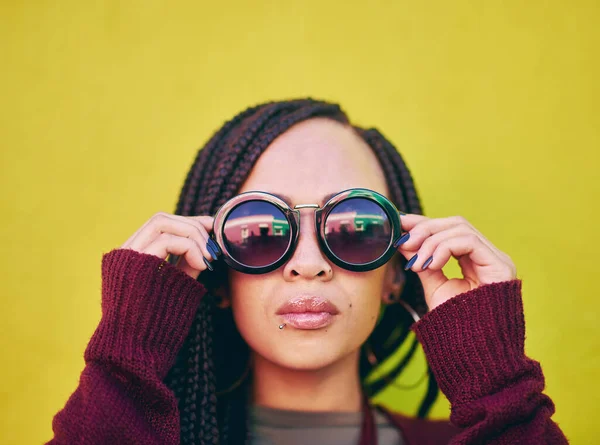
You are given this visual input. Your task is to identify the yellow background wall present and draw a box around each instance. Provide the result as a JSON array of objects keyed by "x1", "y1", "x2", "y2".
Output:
[{"x1": 1, "y1": 1, "x2": 598, "y2": 443}]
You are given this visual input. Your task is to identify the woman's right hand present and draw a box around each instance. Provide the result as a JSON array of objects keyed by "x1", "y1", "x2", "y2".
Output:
[{"x1": 120, "y1": 212, "x2": 218, "y2": 280}]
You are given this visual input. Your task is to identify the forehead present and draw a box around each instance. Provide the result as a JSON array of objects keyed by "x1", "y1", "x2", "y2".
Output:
[{"x1": 238, "y1": 118, "x2": 390, "y2": 204}]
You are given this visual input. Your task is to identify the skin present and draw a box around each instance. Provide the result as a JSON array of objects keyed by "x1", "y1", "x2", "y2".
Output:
[
  {"x1": 227, "y1": 118, "x2": 405, "y2": 412},
  {"x1": 122, "y1": 116, "x2": 517, "y2": 414}
]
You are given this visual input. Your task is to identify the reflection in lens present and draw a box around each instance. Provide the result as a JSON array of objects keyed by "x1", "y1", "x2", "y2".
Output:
[
  {"x1": 223, "y1": 201, "x2": 291, "y2": 267},
  {"x1": 324, "y1": 198, "x2": 391, "y2": 264}
]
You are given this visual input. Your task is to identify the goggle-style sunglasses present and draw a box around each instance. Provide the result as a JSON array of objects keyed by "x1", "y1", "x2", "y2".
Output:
[{"x1": 211, "y1": 188, "x2": 404, "y2": 274}]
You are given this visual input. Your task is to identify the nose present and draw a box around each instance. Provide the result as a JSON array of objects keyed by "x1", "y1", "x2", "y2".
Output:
[{"x1": 282, "y1": 209, "x2": 333, "y2": 282}]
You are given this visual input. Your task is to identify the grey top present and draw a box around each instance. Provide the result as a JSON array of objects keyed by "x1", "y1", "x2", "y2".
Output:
[{"x1": 248, "y1": 405, "x2": 404, "y2": 445}]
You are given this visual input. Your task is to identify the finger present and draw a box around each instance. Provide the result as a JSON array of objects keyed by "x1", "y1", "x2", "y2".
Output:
[
  {"x1": 398, "y1": 213, "x2": 429, "y2": 232},
  {"x1": 398, "y1": 225, "x2": 504, "y2": 269},
  {"x1": 174, "y1": 254, "x2": 203, "y2": 279},
  {"x1": 166, "y1": 214, "x2": 218, "y2": 254},
  {"x1": 122, "y1": 213, "x2": 214, "y2": 249},
  {"x1": 127, "y1": 213, "x2": 215, "y2": 262},
  {"x1": 398, "y1": 215, "x2": 500, "y2": 257},
  {"x1": 121, "y1": 211, "x2": 170, "y2": 249},
  {"x1": 145, "y1": 234, "x2": 211, "y2": 280},
  {"x1": 160, "y1": 214, "x2": 220, "y2": 256},
  {"x1": 406, "y1": 233, "x2": 499, "y2": 273},
  {"x1": 171, "y1": 214, "x2": 215, "y2": 234},
  {"x1": 171, "y1": 215, "x2": 221, "y2": 257}
]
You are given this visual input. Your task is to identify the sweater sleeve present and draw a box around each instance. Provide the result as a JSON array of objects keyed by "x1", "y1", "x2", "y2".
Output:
[
  {"x1": 412, "y1": 280, "x2": 569, "y2": 444},
  {"x1": 47, "y1": 248, "x2": 208, "y2": 445}
]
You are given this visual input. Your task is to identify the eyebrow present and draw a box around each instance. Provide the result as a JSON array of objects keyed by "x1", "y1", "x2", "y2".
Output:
[{"x1": 275, "y1": 192, "x2": 338, "y2": 207}]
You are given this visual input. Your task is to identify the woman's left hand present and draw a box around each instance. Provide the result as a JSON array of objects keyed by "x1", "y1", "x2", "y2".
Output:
[{"x1": 395, "y1": 214, "x2": 517, "y2": 311}]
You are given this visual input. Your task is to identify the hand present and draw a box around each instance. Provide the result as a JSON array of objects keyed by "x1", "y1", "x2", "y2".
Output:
[
  {"x1": 395, "y1": 214, "x2": 517, "y2": 311},
  {"x1": 120, "y1": 212, "x2": 218, "y2": 280}
]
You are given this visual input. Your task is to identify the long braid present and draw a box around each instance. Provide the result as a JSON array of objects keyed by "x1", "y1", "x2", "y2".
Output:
[
  {"x1": 198, "y1": 299, "x2": 219, "y2": 442},
  {"x1": 354, "y1": 127, "x2": 409, "y2": 213},
  {"x1": 163, "y1": 98, "x2": 439, "y2": 445}
]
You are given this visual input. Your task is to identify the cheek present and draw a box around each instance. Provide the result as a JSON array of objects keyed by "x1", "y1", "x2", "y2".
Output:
[
  {"x1": 228, "y1": 272, "x2": 278, "y2": 353},
  {"x1": 229, "y1": 273, "x2": 268, "y2": 321},
  {"x1": 342, "y1": 274, "x2": 385, "y2": 334}
]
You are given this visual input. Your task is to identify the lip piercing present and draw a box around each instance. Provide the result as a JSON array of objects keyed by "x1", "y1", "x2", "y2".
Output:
[{"x1": 279, "y1": 323, "x2": 286, "y2": 330}]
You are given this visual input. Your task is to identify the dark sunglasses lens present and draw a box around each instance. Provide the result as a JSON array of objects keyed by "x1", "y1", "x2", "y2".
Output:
[
  {"x1": 223, "y1": 200, "x2": 291, "y2": 267},
  {"x1": 324, "y1": 198, "x2": 391, "y2": 264}
]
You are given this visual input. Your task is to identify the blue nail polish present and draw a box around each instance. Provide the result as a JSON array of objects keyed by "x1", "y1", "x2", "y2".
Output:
[
  {"x1": 393, "y1": 232, "x2": 411, "y2": 248},
  {"x1": 203, "y1": 257, "x2": 214, "y2": 271},
  {"x1": 208, "y1": 238, "x2": 221, "y2": 255},
  {"x1": 206, "y1": 243, "x2": 218, "y2": 261},
  {"x1": 399, "y1": 211, "x2": 407, "y2": 216},
  {"x1": 422, "y1": 256, "x2": 434, "y2": 270},
  {"x1": 404, "y1": 254, "x2": 418, "y2": 271}
]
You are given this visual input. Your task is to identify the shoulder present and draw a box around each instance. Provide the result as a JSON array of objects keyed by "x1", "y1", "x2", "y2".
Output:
[{"x1": 376, "y1": 405, "x2": 460, "y2": 445}]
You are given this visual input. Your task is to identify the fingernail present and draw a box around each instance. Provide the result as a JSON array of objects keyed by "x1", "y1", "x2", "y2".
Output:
[
  {"x1": 422, "y1": 256, "x2": 433, "y2": 270},
  {"x1": 206, "y1": 242, "x2": 218, "y2": 261},
  {"x1": 404, "y1": 254, "x2": 418, "y2": 271},
  {"x1": 208, "y1": 238, "x2": 221, "y2": 255},
  {"x1": 393, "y1": 232, "x2": 411, "y2": 248},
  {"x1": 203, "y1": 257, "x2": 214, "y2": 271},
  {"x1": 399, "y1": 211, "x2": 407, "y2": 216}
]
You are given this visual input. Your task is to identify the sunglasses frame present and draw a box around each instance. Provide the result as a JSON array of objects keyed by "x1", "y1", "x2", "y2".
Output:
[{"x1": 212, "y1": 188, "x2": 403, "y2": 274}]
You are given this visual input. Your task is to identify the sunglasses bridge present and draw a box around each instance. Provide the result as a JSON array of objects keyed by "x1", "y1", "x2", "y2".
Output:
[{"x1": 293, "y1": 204, "x2": 320, "y2": 210}]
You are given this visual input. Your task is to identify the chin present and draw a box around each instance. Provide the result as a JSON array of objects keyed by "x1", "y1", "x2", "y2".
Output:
[
  {"x1": 255, "y1": 337, "x2": 357, "y2": 371},
  {"x1": 279, "y1": 353, "x2": 338, "y2": 371}
]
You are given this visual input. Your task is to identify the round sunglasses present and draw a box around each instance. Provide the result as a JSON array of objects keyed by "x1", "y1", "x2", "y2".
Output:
[{"x1": 211, "y1": 188, "x2": 404, "y2": 274}]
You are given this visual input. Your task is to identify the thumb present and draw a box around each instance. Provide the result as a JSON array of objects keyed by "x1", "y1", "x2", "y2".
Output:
[
  {"x1": 398, "y1": 250, "x2": 448, "y2": 308},
  {"x1": 413, "y1": 268, "x2": 448, "y2": 308}
]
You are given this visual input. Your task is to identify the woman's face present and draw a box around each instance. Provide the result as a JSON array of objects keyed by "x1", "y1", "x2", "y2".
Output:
[{"x1": 227, "y1": 118, "x2": 403, "y2": 371}]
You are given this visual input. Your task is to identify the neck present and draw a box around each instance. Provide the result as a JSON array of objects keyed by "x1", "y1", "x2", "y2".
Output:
[{"x1": 250, "y1": 350, "x2": 363, "y2": 413}]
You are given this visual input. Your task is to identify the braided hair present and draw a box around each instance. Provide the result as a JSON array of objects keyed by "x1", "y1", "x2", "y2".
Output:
[{"x1": 163, "y1": 98, "x2": 439, "y2": 445}]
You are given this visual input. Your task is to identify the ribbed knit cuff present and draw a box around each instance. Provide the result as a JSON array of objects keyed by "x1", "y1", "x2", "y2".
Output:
[
  {"x1": 85, "y1": 248, "x2": 207, "y2": 379},
  {"x1": 412, "y1": 279, "x2": 529, "y2": 406}
]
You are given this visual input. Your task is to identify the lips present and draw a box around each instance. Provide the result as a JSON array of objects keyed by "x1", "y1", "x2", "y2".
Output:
[{"x1": 276, "y1": 296, "x2": 340, "y2": 330}]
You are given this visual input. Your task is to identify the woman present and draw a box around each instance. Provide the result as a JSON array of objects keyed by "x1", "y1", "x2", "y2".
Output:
[{"x1": 48, "y1": 99, "x2": 568, "y2": 444}]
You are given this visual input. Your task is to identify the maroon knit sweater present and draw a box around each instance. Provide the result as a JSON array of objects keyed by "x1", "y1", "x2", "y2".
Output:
[{"x1": 47, "y1": 248, "x2": 568, "y2": 444}]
